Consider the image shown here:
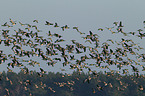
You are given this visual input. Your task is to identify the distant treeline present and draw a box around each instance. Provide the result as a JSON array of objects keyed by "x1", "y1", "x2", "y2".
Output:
[{"x1": 0, "y1": 71, "x2": 144, "y2": 96}]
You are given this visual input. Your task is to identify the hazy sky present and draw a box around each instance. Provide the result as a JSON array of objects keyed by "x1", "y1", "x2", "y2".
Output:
[
  {"x1": 0, "y1": 0, "x2": 145, "y2": 30},
  {"x1": 0, "y1": 0, "x2": 145, "y2": 73}
]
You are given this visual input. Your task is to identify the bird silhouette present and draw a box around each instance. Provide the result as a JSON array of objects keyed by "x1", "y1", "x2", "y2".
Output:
[
  {"x1": 119, "y1": 21, "x2": 123, "y2": 27},
  {"x1": 54, "y1": 23, "x2": 59, "y2": 27},
  {"x1": 33, "y1": 20, "x2": 38, "y2": 23},
  {"x1": 10, "y1": 18, "x2": 16, "y2": 25},
  {"x1": 45, "y1": 21, "x2": 53, "y2": 25}
]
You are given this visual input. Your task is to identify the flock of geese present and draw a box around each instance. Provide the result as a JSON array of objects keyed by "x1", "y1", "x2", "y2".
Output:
[{"x1": 0, "y1": 18, "x2": 145, "y2": 94}]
